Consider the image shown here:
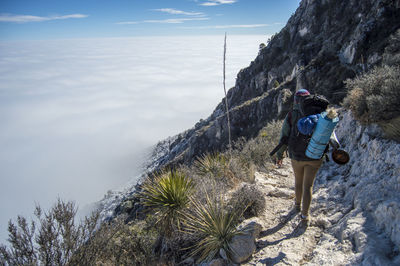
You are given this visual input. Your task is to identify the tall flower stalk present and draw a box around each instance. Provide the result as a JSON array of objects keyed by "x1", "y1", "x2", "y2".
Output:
[{"x1": 223, "y1": 33, "x2": 232, "y2": 155}]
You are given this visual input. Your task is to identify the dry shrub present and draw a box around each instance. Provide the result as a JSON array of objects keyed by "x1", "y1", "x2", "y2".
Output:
[
  {"x1": 180, "y1": 165, "x2": 230, "y2": 207},
  {"x1": 383, "y1": 29, "x2": 400, "y2": 67},
  {"x1": 344, "y1": 28, "x2": 400, "y2": 141},
  {"x1": 228, "y1": 184, "x2": 266, "y2": 219},
  {"x1": 378, "y1": 116, "x2": 400, "y2": 142},
  {"x1": 343, "y1": 65, "x2": 400, "y2": 126},
  {"x1": 0, "y1": 199, "x2": 157, "y2": 266},
  {"x1": 0, "y1": 199, "x2": 97, "y2": 266},
  {"x1": 233, "y1": 120, "x2": 283, "y2": 170},
  {"x1": 342, "y1": 87, "x2": 368, "y2": 121},
  {"x1": 228, "y1": 155, "x2": 256, "y2": 183}
]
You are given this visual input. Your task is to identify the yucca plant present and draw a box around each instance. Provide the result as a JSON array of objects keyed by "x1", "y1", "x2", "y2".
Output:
[
  {"x1": 228, "y1": 155, "x2": 256, "y2": 183},
  {"x1": 194, "y1": 153, "x2": 231, "y2": 178},
  {"x1": 139, "y1": 169, "x2": 194, "y2": 236},
  {"x1": 183, "y1": 193, "x2": 244, "y2": 263}
]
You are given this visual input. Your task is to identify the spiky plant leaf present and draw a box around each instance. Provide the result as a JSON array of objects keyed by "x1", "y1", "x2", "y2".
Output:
[
  {"x1": 139, "y1": 169, "x2": 194, "y2": 235},
  {"x1": 182, "y1": 193, "x2": 244, "y2": 262}
]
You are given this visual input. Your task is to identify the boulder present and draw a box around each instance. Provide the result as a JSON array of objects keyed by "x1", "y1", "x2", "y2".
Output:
[
  {"x1": 228, "y1": 221, "x2": 262, "y2": 264},
  {"x1": 229, "y1": 233, "x2": 257, "y2": 264}
]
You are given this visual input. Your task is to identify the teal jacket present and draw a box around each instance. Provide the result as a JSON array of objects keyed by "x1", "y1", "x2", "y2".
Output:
[{"x1": 276, "y1": 103, "x2": 301, "y2": 160}]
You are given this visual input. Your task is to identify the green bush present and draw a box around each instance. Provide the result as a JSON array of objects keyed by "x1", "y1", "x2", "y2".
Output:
[{"x1": 69, "y1": 216, "x2": 157, "y2": 265}]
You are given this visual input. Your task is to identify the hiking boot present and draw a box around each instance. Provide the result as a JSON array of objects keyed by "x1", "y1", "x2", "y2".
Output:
[
  {"x1": 301, "y1": 214, "x2": 310, "y2": 225},
  {"x1": 299, "y1": 214, "x2": 309, "y2": 228}
]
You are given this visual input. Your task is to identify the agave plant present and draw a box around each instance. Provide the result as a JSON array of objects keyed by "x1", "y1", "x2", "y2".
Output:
[
  {"x1": 183, "y1": 193, "x2": 244, "y2": 262},
  {"x1": 139, "y1": 169, "x2": 194, "y2": 235}
]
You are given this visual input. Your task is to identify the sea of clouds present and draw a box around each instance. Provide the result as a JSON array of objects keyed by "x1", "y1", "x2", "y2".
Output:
[{"x1": 0, "y1": 35, "x2": 267, "y2": 241}]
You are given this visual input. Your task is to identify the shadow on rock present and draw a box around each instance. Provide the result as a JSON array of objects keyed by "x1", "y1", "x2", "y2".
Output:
[
  {"x1": 257, "y1": 210, "x2": 308, "y2": 249},
  {"x1": 260, "y1": 251, "x2": 287, "y2": 265},
  {"x1": 259, "y1": 207, "x2": 298, "y2": 238}
]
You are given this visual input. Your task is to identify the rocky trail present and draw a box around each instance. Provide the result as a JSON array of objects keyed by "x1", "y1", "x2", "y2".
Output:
[
  {"x1": 210, "y1": 111, "x2": 400, "y2": 265},
  {"x1": 243, "y1": 159, "x2": 325, "y2": 265},
  {"x1": 98, "y1": 111, "x2": 399, "y2": 265}
]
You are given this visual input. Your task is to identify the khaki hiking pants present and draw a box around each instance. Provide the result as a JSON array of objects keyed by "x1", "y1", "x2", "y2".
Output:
[{"x1": 291, "y1": 159, "x2": 323, "y2": 217}]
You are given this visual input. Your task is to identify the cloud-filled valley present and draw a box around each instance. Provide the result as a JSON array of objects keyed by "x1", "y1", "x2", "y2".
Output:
[{"x1": 0, "y1": 35, "x2": 267, "y2": 241}]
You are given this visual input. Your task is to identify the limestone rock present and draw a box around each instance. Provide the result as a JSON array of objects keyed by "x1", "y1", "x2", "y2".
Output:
[
  {"x1": 245, "y1": 221, "x2": 262, "y2": 239},
  {"x1": 227, "y1": 221, "x2": 262, "y2": 264},
  {"x1": 229, "y1": 233, "x2": 256, "y2": 264}
]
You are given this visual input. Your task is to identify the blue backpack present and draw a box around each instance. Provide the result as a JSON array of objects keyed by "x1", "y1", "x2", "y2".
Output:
[{"x1": 287, "y1": 94, "x2": 329, "y2": 160}]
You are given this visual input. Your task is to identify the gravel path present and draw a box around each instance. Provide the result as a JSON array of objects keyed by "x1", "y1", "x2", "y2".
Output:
[{"x1": 244, "y1": 159, "x2": 325, "y2": 265}]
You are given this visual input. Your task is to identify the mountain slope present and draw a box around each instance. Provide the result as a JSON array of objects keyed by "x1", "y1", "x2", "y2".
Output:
[{"x1": 148, "y1": 0, "x2": 400, "y2": 171}]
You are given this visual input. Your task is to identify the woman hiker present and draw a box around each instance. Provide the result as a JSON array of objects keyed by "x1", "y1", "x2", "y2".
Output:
[{"x1": 275, "y1": 89, "x2": 339, "y2": 223}]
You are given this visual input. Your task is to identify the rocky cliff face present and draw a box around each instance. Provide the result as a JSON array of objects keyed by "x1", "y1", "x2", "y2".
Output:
[
  {"x1": 302, "y1": 110, "x2": 400, "y2": 264},
  {"x1": 148, "y1": 0, "x2": 400, "y2": 170}
]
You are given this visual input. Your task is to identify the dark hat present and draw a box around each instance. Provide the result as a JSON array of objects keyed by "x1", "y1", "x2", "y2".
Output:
[
  {"x1": 295, "y1": 89, "x2": 310, "y2": 96},
  {"x1": 294, "y1": 89, "x2": 310, "y2": 103}
]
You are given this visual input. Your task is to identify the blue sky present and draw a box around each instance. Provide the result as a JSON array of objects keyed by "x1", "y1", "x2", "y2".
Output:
[{"x1": 0, "y1": 0, "x2": 300, "y2": 40}]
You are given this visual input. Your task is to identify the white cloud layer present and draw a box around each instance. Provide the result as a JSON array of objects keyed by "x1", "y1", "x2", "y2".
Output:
[
  {"x1": 144, "y1": 17, "x2": 209, "y2": 23},
  {"x1": 0, "y1": 14, "x2": 88, "y2": 23},
  {"x1": 117, "y1": 17, "x2": 209, "y2": 24},
  {"x1": 182, "y1": 24, "x2": 270, "y2": 29},
  {"x1": 0, "y1": 35, "x2": 267, "y2": 242},
  {"x1": 200, "y1": 0, "x2": 237, "y2": 6},
  {"x1": 117, "y1": 7, "x2": 208, "y2": 25},
  {"x1": 153, "y1": 8, "x2": 205, "y2": 16}
]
